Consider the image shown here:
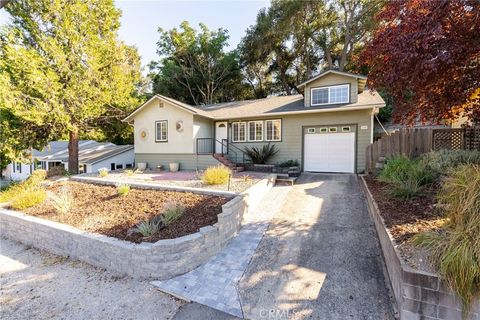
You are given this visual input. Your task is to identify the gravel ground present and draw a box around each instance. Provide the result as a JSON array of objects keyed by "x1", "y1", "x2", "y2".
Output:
[{"x1": 0, "y1": 238, "x2": 183, "y2": 320}]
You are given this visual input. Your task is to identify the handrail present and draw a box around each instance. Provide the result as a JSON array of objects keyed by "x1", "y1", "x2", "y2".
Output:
[
  {"x1": 214, "y1": 138, "x2": 247, "y2": 164},
  {"x1": 196, "y1": 137, "x2": 248, "y2": 164}
]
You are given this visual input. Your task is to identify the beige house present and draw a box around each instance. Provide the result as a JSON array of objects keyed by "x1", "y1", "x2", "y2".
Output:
[{"x1": 123, "y1": 70, "x2": 385, "y2": 173}]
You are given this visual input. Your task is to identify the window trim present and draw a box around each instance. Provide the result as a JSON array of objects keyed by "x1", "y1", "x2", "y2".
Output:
[
  {"x1": 247, "y1": 121, "x2": 264, "y2": 142},
  {"x1": 231, "y1": 121, "x2": 247, "y2": 142},
  {"x1": 265, "y1": 119, "x2": 282, "y2": 142},
  {"x1": 155, "y1": 120, "x2": 168, "y2": 142},
  {"x1": 310, "y1": 84, "x2": 350, "y2": 106}
]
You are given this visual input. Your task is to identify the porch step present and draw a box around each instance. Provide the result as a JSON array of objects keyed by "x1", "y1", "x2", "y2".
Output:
[{"x1": 276, "y1": 176, "x2": 297, "y2": 186}]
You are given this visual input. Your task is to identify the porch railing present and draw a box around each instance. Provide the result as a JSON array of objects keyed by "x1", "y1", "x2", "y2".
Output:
[{"x1": 195, "y1": 138, "x2": 248, "y2": 164}]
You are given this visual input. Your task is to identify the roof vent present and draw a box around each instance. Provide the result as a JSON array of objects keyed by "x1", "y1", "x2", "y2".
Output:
[{"x1": 159, "y1": 102, "x2": 164, "y2": 108}]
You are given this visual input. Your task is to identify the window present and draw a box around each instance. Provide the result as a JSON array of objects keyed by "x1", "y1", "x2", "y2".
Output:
[
  {"x1": 320, "y1": 127, "x2": 328, "y2": 133},
  {"x1": 116, "y1": 164, "x2": 123, "y2": 169},
  {"x1": 155, "y1": 120, "x2": 168, "y2": 142},
  {"x1": 329, "y1": 127, "x2": 337, "y2": 133},
  {"x1": 248, "y1": 121, "x2": 263, "y2": 141},
  {"x1": 265, "y1": 119, "x2": 281, "y2": 141},
  {"x1": 111, "y1": 163, "x2": 115, "y2": 171},
  {"x1": 125, "y1": 163, "x2": 133, "y2": 169},
  {"x1": 16, "y1": 162, "x2": 21, "y2": 173},
  {"x1": 311, "y1": 84, "x2": 349, "y2": 106},
  {"x1": 307, "y1": 128, "x2": 316, "y2": 133},
  {"x1": 232, "y1": 122, "x2": 246, "y2": 142},
  {"x1": 342, "y1": 126, "x2": 351, "y2": 132}
]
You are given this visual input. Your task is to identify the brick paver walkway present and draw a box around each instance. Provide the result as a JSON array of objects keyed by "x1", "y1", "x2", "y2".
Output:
[{"x1": 151, "y1": 185, "x2": 291, "y2": 317}]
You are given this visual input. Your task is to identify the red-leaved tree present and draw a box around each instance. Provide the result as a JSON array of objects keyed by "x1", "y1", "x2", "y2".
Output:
[{"x1": 361, "y1": 0, "x2": 480, "y2": 125}]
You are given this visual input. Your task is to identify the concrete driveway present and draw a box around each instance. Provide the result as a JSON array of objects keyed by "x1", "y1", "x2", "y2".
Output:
[{"x1": 239, "y1": 173, "x2": 395, "y2": 319}]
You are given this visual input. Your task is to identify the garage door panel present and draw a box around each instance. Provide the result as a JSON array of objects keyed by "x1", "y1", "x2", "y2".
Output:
[{"x1": 304, "y1": 132, "x2": 355, "y2": 173}]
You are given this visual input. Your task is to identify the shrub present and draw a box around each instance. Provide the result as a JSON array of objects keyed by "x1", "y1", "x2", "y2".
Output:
[
  {"x1": 29, "y1": 170, "x2": 47, "y2": 184},
  {"x1": 244, "y1": 143, "x2": 278, "y2": 164},
  {"x1": 116, "y1": 184, "x2": 130, "y2": 197},
  {"x1": 98, "y1": 168, "x2": 109, "y2": 177},
  {"x1": 422, "y1": 149, "x2": 480, "y2": 174},
  {"x1": 47, "y1": 166, "x2": 67, "y2": 177},
  {"x1": 124, "y1": 169, "x2": 135, "y2": 176},
  {"x1": 161, "y1": 202, "x2": 185, "y2": 225},
  {"x1": 379, "y1": 155, "x2": 434, "y2": 198},
  {"x1": 0, "y1": 170, "x2": 47, "y2": 203},
  {"x1": 412, "y1": 165, "x2": 480, "y2": 314},
  {"x1": 11, "y1": 189, "x2": 47, "y2": 210},
  {"x1": 48, "y1": 188, "x2": 73, "y2": 214},
  {"x1": 134, "y1": 219, "x2": 162, "y2": 238},
  {"x1": 202, "y1": 165, "x2": 231, "y2": 185},
  {"x1": 278, "y1": 160, "x2": 299, "y2": 168}
]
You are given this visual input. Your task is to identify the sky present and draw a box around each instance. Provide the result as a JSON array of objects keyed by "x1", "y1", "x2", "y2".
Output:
[{"x1": 0, "y1": 0, "x2": 270, "y2": 71}]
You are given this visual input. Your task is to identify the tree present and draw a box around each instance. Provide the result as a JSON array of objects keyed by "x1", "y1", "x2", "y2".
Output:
[
  {"x1": 239, "y1": 0, "x2": 384, "y2": 96},
  {"x1": 361, "y1": 0, "x2": 480, "y2": 124},
  {"x1": 1, "y1": 0, "x2": 141, "y2": 173},
  {"x1": 149, "y1": 21, "x2": 248, "y2": 105}
]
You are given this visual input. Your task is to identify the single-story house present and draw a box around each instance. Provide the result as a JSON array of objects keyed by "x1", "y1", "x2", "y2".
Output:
[
  {"x1": 3, "y1": 140, "x2": 134, "y2": 181},
  {"x1": 123, "y1": 70, "x2": 386, "y2": 173}
]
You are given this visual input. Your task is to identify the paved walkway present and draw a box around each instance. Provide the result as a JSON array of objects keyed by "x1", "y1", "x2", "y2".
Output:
[
  {"x1": 152, "y1": 185, "x2": 291, "y2": 318},
  {"x1": 239, "y1": 173, "x2": 395, "y2": 319}
]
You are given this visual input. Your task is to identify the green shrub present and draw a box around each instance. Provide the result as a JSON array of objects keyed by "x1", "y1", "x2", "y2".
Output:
[
  {"x1": 379, "y1": 155, "x2": 434, "y2": 198},
  {"x1": 412, "y1": 165, "x2": 480, "y2": 314},
  {"x1": 422, "y1": 150, "x2": 480, "y2": 174},
  {"x1": 116, "y1": 184, "x2": 130, "y2": 197},
  {"x1": 134, "y1": 219, "x2": 162, "y2": 238},
  {"x1": 244, "y1": 143, "x2": 278, "y2": 164},
  {"x1": 202, "y1": 165, "x2": 231, "y2": 185},
  {"x1": 279, "y1": 160, "x2": 299, "y2": 168},
  {"x1": 0, "y1": 170, "x2": 47, "y2": 203},
  {"x1": 98, "y1": 168, "x2": 109, "y2": 177},
  {"x1": 161, "y1": 202, "x2": 185, "y2": 225},
  {"x1": 11, "y1": 189, "x2": 47, "y2": 210},
  {"x1": 124, "y1": 169, "x2": 135, "y2": 176},
  {"x1": 47, "y1": 166, "x2": 67, "y2": 177},
  {"x1": 48, "y1": 188, "x2": 73, "y2": 214}
]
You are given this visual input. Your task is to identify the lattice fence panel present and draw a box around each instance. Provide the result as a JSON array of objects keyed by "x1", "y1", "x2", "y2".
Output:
[
  {"x1": 433, "y1": 129, "x2": 464, "y2": 150},
  {"x1": 465, "y1": 126, "x2": 480, "y2": 150}
]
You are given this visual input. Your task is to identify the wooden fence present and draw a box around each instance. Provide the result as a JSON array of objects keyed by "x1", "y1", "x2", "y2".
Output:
[{"x1": 365, "y1": 126, "x2": 480, "y2": 172}]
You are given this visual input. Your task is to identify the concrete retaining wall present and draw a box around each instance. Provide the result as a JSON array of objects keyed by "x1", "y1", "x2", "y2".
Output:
[
  {"x1": 360, "y1": 176, "x2": 479, "y2": 320},
  {"x1": 0, "y1": 175, "x2": 276, "y2": 280}
]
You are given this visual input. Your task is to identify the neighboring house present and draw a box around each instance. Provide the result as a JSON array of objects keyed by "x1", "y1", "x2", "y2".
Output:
[
  {"x1": 3, "y1": 140, "x2": 134, "y2": 181},
  {"x1": 123, "y1": 70, "x2": 386, "y2": 173}
]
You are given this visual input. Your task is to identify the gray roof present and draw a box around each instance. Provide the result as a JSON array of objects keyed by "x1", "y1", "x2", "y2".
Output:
[{"x1": 35, "y1": 140, "x2": 133, "y2": 165}]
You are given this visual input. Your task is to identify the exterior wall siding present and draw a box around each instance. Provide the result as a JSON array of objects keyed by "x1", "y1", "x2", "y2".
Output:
[
  {"x1": 135, "y1": 153, "x2": 221, "y2": 171},
  {"x1": 228, "y1": 109, "x2": 373, "y2": 173},
  {"x1": 304, "y1": 73, "x2": 358, "y2": 107},
  {"x1": 90, "y1": 149, "x2": 135, "y2": 172},
  {"x1": 193, "y1": 115, "x2": 214, "y2": 153}
]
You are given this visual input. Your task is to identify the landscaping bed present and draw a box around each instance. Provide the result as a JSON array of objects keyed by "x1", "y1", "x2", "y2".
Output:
[{"x1": 20, "y1": 181, "x2": 229, "y2": 243}]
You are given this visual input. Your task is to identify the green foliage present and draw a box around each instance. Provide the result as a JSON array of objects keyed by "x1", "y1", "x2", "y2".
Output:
[
  {"x1": 245, "y1": 143, "x2": 279, "y2": 164},
  {"x1": 379, "y1": 155, "x2": 434, "y2": 198},
  {"x1": 149, "y1": 21, "x2": 250, "y2": 105},
  {"x1": 47, "y1": 166, "x2": 67, "y2": 177},
  {"x1": 1, "y1": 0, "x2": 142, "y2": 173},
  {"x1": 48, "y1": 188, "x2": 73, "y2": 214},
  {"x1": 11, "y1": 188, "x2": 47, "y2": 210},
  {"x1": 422, "y1": 150, "x2": 480, "y2": 174},
  {"x1": 412, "y1": 165, "x2": 480, "y2": 314},
  {"x1": 116, "y1": 183, "x2": 130, "y2": 197},
  {"x1": 0, "y1": 169, "x2": 47, "y2": 203},
  {"x1": 124, "y1": 169, "x2": 135, "y2": 176},
  {"x1": 202, "y1": 165, "x2": 231, "y2": 185},
  {"x1": 135, "y1": 219, "x2": 162, "y2": 238},
  {"x1": 161, "y1": 202, "x2": 185, "y2": 225},
  {"x1": 98, "y1": 168, "x2": 109, "y2": 178},
  {"x1": 278, "y1": 160, "x2": 299, "y2": 168}
]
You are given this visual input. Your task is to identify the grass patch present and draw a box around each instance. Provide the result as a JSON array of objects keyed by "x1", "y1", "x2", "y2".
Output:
[
  {"x1": 11, "y1": 188, "x2": 47, "y2": 210},
  {"x1": 202, "y1": 165, "x2": 231, "y2": 185},
  {"x1": 0, "y1": 170, "x2": 47, "y2": 203},
  {"x1": 422, "y1": 149, "x2": 480, "y2": 174},
  {"x1": 116, "y1": 183, "x2": 130, "y2": 197},
  {"x1": 48, "y1": 188, "x2": 73, "y2": 214},
  {"x1": 412, "y1": 164, "x2": 480, "y2": 315},
  {"x1": 98, "y1": 168, "x2": 109, "y2": 177}
]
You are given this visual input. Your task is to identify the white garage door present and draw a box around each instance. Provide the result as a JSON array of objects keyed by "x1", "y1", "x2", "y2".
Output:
[{"x1": 304, "y1": 132, "x2": 355, "y2": 173}]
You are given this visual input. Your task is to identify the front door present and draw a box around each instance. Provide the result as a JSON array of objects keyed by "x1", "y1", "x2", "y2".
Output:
[{"x1": 215, "y1": 122, "x2": 228, "y2": 153}]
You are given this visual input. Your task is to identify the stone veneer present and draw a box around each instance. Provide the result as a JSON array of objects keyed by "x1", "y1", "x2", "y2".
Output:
[
  {"x1": 0, "y1": 174, "x2": 276, "y2": 280},
  {"x1": 360, "y1": 176, "x2": 479, "y2": 320}
]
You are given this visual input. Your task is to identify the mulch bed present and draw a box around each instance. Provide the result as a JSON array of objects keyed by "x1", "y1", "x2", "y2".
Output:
[
  {"x1": 363, "y1": 175, "x2": 445, "y2": 244},
  {"x1": 22, "y1": 181, "x2": 229, "y2": 243}
]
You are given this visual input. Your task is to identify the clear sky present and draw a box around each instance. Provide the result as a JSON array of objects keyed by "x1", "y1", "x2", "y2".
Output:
[
  {"x1": 115, "y1": 0, "x2": 270, "y2": 71},
  {"x1": 0, "y1": 0, "x2": 270, "y2": 71}
]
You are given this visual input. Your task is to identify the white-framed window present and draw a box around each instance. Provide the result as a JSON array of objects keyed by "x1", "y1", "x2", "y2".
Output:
[
  {"x1": 320, "y1": 127, "x2": 328, "y2": 133},
  {"x1": 311, "y1": 84, "x2": 349, "y2": 106},
  {"x1": 342, "y1": 126, "x2": 351, "y2": 132},
  {"x1": 155, "y1": 120, "x2": 168, "y2": 142},
  {"x1": 248, "y1": 121, "x2": 263, "y2": 141},
  {"x1": 329, "y1": 127, "x2": 337, "y2": 133},
  {"x1": 232, "y1": 122, "x2": 246, "y2": 142},
  {"x1": 265, "y1": 119, "x2": 281, "y2": 141},
  {"x1": 307, "y1": 128, "x2": 315, "y2": 133}
]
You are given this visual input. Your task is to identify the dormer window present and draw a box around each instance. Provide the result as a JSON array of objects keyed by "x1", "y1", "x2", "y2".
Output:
[{"x1": 311, "y1": 84, "x2": 350, "y2": 106}]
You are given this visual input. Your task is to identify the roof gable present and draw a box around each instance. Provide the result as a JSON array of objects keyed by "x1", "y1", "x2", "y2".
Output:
[{"x1": 297, "y1": 70, "x2": 367, "y2": 89}]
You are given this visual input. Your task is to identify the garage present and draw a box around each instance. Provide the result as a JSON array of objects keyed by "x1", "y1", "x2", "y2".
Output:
[{"x1": 304, "y1": 127, "x2": 355, "y2": 173}]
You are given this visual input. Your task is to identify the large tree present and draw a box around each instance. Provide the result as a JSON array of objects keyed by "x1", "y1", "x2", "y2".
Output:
[
  {"x1": 1, "y1": 0, "x2": 141, "y2": 173},
  {"x1": 239, "y1": 0, "x2": 384, "y2": 96},
  {"x1": 149, "y1": 21, "x2": 249, "y2": 105},
  {"x1": 361, "y1": 0, "x2": 480, "y2": 124}
]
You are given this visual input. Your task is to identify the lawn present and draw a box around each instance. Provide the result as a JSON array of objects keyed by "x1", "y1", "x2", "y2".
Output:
[{"x1": 21, "y1": 181, "x2": 229, "y2": 243}]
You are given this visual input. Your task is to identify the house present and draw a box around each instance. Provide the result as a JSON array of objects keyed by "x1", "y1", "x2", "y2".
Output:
[
  {"x1": 3, "y1": 140, "x2": 134, "y2": 181},
  {"x1": 123, "y1": 70, "x2": 386, "y2": 173}
]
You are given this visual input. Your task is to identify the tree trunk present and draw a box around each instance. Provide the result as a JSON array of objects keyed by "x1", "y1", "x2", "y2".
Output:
[{"x1": 68, "y1": 128, "x2": 79, "y2": 174}]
